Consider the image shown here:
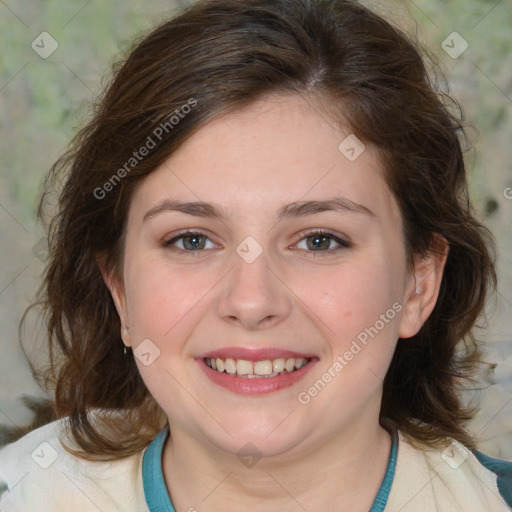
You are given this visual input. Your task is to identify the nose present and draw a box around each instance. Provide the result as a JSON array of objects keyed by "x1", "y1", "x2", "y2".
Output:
[{"x1": 216, "y1": 249, "x2": 293, "y2": 331}]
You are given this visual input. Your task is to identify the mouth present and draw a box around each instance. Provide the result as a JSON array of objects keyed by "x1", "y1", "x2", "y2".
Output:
[
  {"x1": 197, "y1": 349, "x2": 318, "y2": 395},
  {"x1": 204, "y1": 356, "x2": 310, "y2": 378}
]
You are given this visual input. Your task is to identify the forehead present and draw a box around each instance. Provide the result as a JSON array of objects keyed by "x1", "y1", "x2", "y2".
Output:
[{"x1": 130, "y1": 94, "x2": 401, "y2": 226}]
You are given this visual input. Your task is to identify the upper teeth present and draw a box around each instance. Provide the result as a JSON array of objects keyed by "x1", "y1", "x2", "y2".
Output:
[{"x1": 205, "y1": 357, "x2": 308, "y2": 377}]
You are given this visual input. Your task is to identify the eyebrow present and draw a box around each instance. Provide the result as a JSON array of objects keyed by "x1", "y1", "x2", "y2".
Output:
[{"x1": 142, "y1": 197, "x2": 375, "y2": 222}]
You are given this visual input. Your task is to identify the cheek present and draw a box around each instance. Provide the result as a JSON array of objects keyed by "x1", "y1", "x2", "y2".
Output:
[
  {"x1": 124, "y1": 257, "x2": 222, "y2": 349},
  {"x1": 306, "y1": 261, "x2": 400, "y2": 332},
  {"x1": 123, "y1": 261, "x2": 212, "y2": 413},
  {"x1": 295, "y1": 255, "x2": 404, "y2": 385},
  {"x1": 296, "y1": 260, "x2": 403, "y2": 412}
]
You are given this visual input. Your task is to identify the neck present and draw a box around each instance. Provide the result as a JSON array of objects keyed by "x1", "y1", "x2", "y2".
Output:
[{"x1": 161, "y1": 416, "x2": 393, "y2": 512}]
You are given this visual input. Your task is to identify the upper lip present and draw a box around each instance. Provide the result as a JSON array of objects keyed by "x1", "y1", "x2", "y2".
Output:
[{"x1": 197, "y1": 347, "x2": 316, "y2": 361}]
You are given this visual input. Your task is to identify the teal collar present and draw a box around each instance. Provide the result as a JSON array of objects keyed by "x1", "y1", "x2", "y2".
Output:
[{"x1": 142, "y1": 427, "x2": 399, "y2": 512}]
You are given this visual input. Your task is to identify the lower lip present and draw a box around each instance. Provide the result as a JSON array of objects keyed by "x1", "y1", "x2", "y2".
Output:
[{"x1": 197, "y1": 358, "x2": 318, "y2": 395}]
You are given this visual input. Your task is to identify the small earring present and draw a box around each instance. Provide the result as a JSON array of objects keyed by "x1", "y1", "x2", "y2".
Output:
[{"x1": 123, "y1": 346, "x2": 127, "y2": 356}]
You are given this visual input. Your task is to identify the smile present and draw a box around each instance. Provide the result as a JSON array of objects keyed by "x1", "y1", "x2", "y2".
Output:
[
  {"x1": 198, "y1": 351, "x2": 318, "y2": 394},
  {"x1": 204, "y1": 357, "x2": 310, "y2": 378}
]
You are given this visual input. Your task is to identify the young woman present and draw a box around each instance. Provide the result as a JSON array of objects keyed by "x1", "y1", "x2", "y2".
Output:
[{"x1": 0, "y1": 0, "x2": 510, "y2": 510}]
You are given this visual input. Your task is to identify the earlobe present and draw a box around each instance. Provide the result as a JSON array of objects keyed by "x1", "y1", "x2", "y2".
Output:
[
  {"x1": 398, "y1": 234, "x2": 449, "y2": 339},
  {"x1": 96, "y1": 256, "x2": 132, "y2": 347}
]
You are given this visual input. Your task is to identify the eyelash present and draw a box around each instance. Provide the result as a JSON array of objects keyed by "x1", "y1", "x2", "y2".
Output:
[{"x1": 163, "y1": 229, "x2": 351, "y2": 257}]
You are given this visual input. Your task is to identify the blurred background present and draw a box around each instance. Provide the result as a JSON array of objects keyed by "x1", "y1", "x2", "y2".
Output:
[{"x1": 0, "y1": 0, "x2": 511, "y2": 458}]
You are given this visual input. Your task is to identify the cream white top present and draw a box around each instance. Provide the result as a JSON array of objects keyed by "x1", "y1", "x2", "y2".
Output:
[{"x1": 0, "y1": 417, "x2": 510, "y2": 511}]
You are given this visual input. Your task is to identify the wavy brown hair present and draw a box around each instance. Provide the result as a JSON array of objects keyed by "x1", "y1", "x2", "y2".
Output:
[{"x1": 26, "y1": 0, "x2": 495, "y2": 459}]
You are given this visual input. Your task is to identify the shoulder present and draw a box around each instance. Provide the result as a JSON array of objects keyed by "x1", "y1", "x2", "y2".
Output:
[
  {"x1": 0, "y1": 417, "x2": 149, "y2": 512},
  {"x1": 385, "y1": 431, "x2": 512, "y2": 511}
]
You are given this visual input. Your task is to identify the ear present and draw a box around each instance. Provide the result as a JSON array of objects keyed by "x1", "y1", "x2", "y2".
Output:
[
  {"x1": 96, "y1": 255, "x2": 132, "y2": 347},
  {"x1": 398, "y1": 234, "x2": 449, "y2": 339}
]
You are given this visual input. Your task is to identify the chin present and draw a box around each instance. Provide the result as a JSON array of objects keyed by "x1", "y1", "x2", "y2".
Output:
[{"x1": 201, "y1": 416, "x2": 309, "y2": 461}]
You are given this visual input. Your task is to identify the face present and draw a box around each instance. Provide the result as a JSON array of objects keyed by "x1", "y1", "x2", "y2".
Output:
[{"x1": 107, "y1": 93, "x2": 433, "y2": 459}]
